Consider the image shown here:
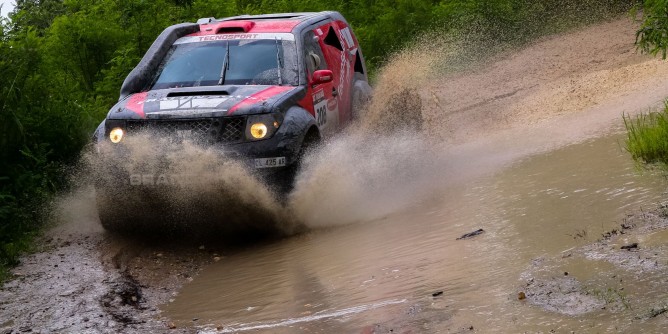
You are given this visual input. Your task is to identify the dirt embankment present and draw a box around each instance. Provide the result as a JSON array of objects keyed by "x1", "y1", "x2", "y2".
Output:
[
  {"x1": 2, "y1": 16, "x2": 668, "y2": 334},
  {"x1": 422, "y1": 17, "x2": 668, "y2": 144}
]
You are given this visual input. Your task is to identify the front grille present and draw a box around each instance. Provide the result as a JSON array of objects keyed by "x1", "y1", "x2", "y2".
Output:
[
  {"x1": 126, "y1": 117, "x2": 246, "y2": 144},
  {"x1": 163, "y1": 119, "x2": 213, "y2": 134},
  {"x1": 221, "y1": 117, "x2": 245, "y2": 143}
]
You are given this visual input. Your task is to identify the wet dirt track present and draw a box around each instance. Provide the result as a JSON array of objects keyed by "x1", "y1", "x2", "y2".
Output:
[
  {"x1": 4, "y1": 16, "x2": 668, "y2": 333},
  {"x1": 164, "y1": 133, "x2": 668, "y2": 333}
]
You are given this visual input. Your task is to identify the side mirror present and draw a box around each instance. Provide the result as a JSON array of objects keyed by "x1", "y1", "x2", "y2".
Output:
[{"x1": 311, "y1": 70, "x2": 333, "y2": 85}]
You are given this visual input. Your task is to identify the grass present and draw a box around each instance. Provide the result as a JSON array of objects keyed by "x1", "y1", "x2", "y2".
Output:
[
  {"x1": 589, "y1": 286, "x2": 632, "y2": 310},
  {"x1": 0, "y1": 150, "x2": 60, "y2": 285},
  {"x1": 0, "y1": 232, "x2": 39, "y2": 283},
  {"x1": 624, "y1": 100, "x2": 668, "y2": 166},
  {"x1": 0, "y1": 191, "x2": 47, "y2": 284}
]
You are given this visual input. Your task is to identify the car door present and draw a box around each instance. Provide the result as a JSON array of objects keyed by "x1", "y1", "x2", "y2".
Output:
[
  {"x1": 316, "y1": 21, "x2": 356, "y2": 125},
  {"x1": 300, "y1": 29, "x2": 338, "y2": 136}
]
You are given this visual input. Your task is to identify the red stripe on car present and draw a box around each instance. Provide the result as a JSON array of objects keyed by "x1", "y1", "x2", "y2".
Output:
[
  {"x1": 228, "y1": 86, "x2": 293, "y2": 115},
  {"x1": 126, "y1": 92, "x2": 148, "y2": 118}
]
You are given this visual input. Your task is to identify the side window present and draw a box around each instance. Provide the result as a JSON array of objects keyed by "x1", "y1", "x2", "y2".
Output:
[
  {"x1": 302, "y1": 30, "x2": 327, "y2": 78},
  {"x1": 323, "y1": 26, "x2": 343, "y2": 51}
]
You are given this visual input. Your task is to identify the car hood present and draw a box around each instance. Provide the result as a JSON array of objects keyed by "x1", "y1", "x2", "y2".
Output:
[{"x1": 107, "y1": 85, "x2": 303, "y2": 120}]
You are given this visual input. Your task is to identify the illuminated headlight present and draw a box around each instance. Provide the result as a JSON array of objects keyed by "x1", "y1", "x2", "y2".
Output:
[
  {"x1": 250, "y1": 123, "x2": 268, "y2": 139},
  {"x1": 245, "y1": 113, "x2": 283, "y2": 141},
  {"x1": 109, "y1": 127, "x2": 124, "y2": 143}
]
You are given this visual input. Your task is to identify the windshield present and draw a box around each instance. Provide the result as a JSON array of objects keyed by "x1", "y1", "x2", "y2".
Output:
[{"x1": 151, "y1": 38, "x2": 299, "y2": 89}]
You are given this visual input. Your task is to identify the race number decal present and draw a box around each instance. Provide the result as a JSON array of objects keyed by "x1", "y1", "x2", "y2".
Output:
[{"x1": 313, "y1": 89, "x2": 327, "y2": 127}]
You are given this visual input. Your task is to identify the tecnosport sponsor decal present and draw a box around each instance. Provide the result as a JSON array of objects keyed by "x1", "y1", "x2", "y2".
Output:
[{"x1": 175, "y1": 33, "x2": 295, "y2": 44}]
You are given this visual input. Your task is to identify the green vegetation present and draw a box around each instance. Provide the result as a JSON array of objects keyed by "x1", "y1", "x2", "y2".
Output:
[
  {"x1": 589, "y1": 286, "x2": 631, "y2": 310},
  {"x1": 0, "y1": 0, "x2": 637, "y2": 282},
  {"x1": 624, "y1": 1, "x2": 668, "y2": 166},
  {"x1": 635, "y1": 0, "x2": 668, "y2": 59},
  {"x1": 624, "y1": 102, "x2": 668, "y2": 165}
]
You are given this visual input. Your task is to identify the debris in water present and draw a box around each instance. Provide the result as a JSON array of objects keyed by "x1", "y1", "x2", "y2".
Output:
[
  {"x1": 518, "y1": 292, "x2": 526, "y2": 300},
  {"x1": 621, "y1": 243, "x2": 638, "y2": 250},
  {"x1": 621, "y1": 222, "x2": 634, "y2": 230},
  {"x1": 456, "y1": 229, "x2": 484, "y2": 240},
  {"x1": 648, "y1": 306, "x2": 668, "y2": 318},
  {"x1": 601, "y1": 229, "x2": 620, "y2": 240},
  {"x1": 168, "y1": 322, "x2": 176, "y2": 329},
  {"x1": 432, "y1": 291, "x2": 443, "y2": 297}
]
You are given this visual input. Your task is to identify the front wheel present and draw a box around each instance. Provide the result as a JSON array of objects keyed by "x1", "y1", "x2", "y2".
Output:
[
  {"x1": 95, "y1": 190, "x2": 130, "y2": 233},
  {"x1": 266, "y1": 129, "x2": 320, "y2": 196},
  {"x1": 351, "y1": 79, "x2": 373, "y2": 121}
]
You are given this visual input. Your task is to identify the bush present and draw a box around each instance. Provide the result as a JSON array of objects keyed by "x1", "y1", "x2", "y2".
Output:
[{"x1": 624, "y1": 101, "x2": 668, "y2": 165}]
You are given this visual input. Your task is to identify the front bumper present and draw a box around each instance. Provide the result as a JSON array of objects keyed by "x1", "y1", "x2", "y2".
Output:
[{"x1": 92, "y1": 117, "x2": 309, "y2": 193}]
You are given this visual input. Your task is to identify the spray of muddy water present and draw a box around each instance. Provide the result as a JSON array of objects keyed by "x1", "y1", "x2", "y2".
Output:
[
  {"x1": 288, "y1": 43, "x2": 448, "y2": 227},
  {"x1": 57, "y1": 38, "x2": 451, "y2": 237},
  {"x1": 77, "y1": 135, "x2": 288, "y2": 237}
]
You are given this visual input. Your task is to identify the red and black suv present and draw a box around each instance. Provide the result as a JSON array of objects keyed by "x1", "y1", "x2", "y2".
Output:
[{"x1": 94, "y1": 11, "x2": 371, "y2": 178}]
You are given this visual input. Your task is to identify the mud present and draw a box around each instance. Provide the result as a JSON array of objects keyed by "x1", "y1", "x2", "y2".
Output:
[
  {"x1": 519, "y1": 208, "x2": 668, "y2": 322},
  {"x1": 0, "y1": 232, "x2": 166, "y2": 333},
  {"x1": 422, "y1": 17, "x2": 668, "y2": 144},
  {"x1": 0, "y1": 189, "x2": 218, "y2": 333},
  {"x1": 3, "y1": 15, "x2": 668, "y2": 334}
]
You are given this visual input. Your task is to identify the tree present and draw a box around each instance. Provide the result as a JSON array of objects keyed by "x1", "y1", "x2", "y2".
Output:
[{"x1": 636, "y1": 0, "x2": 668, "y2": 58}]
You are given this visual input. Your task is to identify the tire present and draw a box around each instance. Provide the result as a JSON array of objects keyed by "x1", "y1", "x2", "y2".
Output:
[
  {"x1": 351, "y1": 78, "x2": 372, "y2": 121},
  {"x1": 95, "y1": 187, "x2": 161, "y2": 234},
  {"x1": 95, "y1": 190, "x2": 127, "y2": 233},
  {"x1": 268, "y1": 128, "x2": 319, "y2": 196}
]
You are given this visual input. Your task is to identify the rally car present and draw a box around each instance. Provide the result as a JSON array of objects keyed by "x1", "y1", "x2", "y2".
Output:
[
  {"x1": 94, "y1": 11, "x2": 371, "y2": 181},
  {"x1": 93, "y1": 12, "x2": 371, "y2": 231}
]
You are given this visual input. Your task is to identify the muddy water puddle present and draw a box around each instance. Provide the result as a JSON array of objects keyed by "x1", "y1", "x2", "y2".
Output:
[{"x1": 164, "y1": 132, "x2": 668, "y2": 333}]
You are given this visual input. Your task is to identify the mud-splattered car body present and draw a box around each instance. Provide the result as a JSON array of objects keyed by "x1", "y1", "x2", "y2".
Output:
[{"x1": 94, "y1": 11, "x2": 371, "y2": 173}]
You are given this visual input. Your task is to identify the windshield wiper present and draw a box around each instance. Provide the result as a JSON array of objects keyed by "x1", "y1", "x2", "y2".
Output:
[
  {"x1": 275, "y1": 38, "x2": 283, "y2": 86},
  {"x1": 218, "y1": 41, "x2": 230, "y2": 85}
]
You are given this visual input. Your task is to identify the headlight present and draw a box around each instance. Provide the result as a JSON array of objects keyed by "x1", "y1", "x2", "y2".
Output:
[
  {"x1": 250, "y1": 123, "x2": 268, "y2": 139},
  {"x1": 109, "y1": 127, "x2": 124, "y2": 143},
  {"x1": 245, "y1": 113, "x2": 283, "y2": 141}
]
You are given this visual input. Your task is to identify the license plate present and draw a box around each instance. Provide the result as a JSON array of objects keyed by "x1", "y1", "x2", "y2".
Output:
[{"x1": 254, "y1": 157, "x2": 286, "y2": 168}]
